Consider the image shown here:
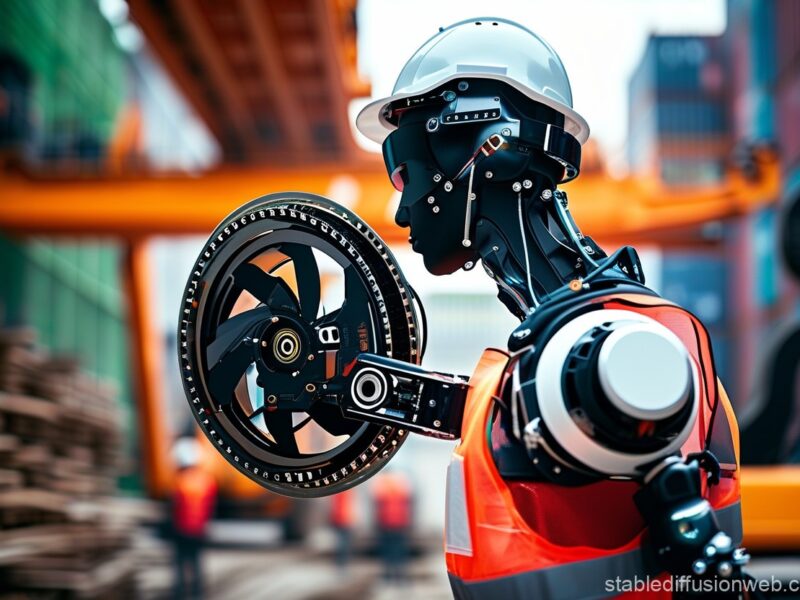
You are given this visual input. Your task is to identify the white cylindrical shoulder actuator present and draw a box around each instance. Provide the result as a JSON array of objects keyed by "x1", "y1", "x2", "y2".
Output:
[{"x1": 531, "y1": 309, "x2": 699, "y2": 478}]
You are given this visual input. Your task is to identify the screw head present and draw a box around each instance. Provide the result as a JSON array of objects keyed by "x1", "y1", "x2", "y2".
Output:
[
  {"x1": 426, "y1": 117, "x2": 439, "y2": 132},
  {"x1": 468, "y1": 192, "x2": 476, "y2": 200},
  {"x1": 428, "y1": 399, "x2": 436, "y2": 407},
  {"x1": 427, "y1": 196, "x2": 435, "y2": 204},
  {"x1": 443, "y1": 181, "x2": 453, "y2": 192},
  {"x1": 512, "y1": 182, "x2": 522, "y2": 192},
  {"x1": 443, "y1": 90, "x2": 456, "y2": 102},
  {"x1": 433, "y1": 419, "x2": 442, "y2": 427},
  {"x1": 692, "y1": 560, "x2": 707, "y2": 575},
  {"x1": 267, "y1": 395, "x2": 277, "y2": 405},
  {"x1": 523, "y1": 179, "x2": 533, "y2": 189},
  {"x1": 464, "y1": 261, "x2": 474, "y2": 270},
  {"x1": 485, "y1": 171, "x2": 493, "y2": 179},
  {"x1": 307, "y1": 354, "x2": 315, "y2": 361},
  {"x1": 305, "y1": 383, "x2": 316, "y2": 393},
  {"x1": 271, "y1": 316, "x2": 279, "y2": 323},
  {"x1": 457, "y1": 81, "x2": 469, "y2": 91},
  {"x1": 433, "y1": 173, "x2": 442, "y2": 182},
  {"x1": 432, "y1": 206, "x2": 440, "y2": 213},
  {"x1": 501, "y1": 127, "x2": 512, "y2": 136},
  {"x1": 462, "y1": 239, "x2": 471, "y2": 247},
  {"x1": 540, "y1": 189, "x2": 553, "y2": 200},
  {"x1": 717, "y1": 561, "x2": 733, "y2": 578}
]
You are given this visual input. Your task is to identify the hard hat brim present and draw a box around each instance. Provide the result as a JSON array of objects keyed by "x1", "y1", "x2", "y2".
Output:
[{"x1": 356, "y1": 72, "x2": 590, "y2": 146}]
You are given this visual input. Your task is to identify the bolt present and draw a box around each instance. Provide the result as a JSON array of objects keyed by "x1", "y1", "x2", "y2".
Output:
[
  {"x1": 444, "y1": 181, "x2": 453, "y2": 192},
  {"x1": 464, "y1": 261, "x2": 474, "y2": 269},
  {"x1": 512, "y1": 182, "x2": 522, "y2": 192},
  {"x1": 584, "y1": 245, "x2": 595, "y2": 255},
  {"x1": 305, "y1": 383, "x2": 316, "y2": 393},
  {"x1": 462, "y1": 239, "x2": 472, "y2": 247},
  {"x1": 485, "y1": 171, "x2": 494, "y2": 179},
  {"x1": 271, "y1": 316, "x2": 279, "y2": 323},
  {"x1": 433, "y1": 419, "x2": 442, "y2": 427},
  {"x1": 427, "y1": 196, "x2": 435, "y2": 204},
  {"x1": 443, "y1": 90, "x2": 456, "y2": 102},
  {"x1": 717, "y1": 561, "x2": 733, "y2": 578},
  {"x1": 692, "y1": 560, "x2": 707, "y2": 576},
  {"x1": 492, "y1": 246, "x2": 499, "y2": 252},
  {"x1": 457, "y1": 81, "x2": 469, "y2": 91},
  {"x1": 267, "y1": 395, "x2": 277, "y2": 405},
  {"x1": 433, "y1": 173, "x2": 442, "y2": 182},
  {"x1": 541, "y1": 189, "x2": 553, "y2": 201},
  {"x1": 261, "y1": 340, "x2": 268, "y2": 347},
  {"x1": 307, "y1": 354, "x2": 315, "y2": 361},
  {"x1": 501, "y1": 127, "x2": 512, "y2": 136},
  {"x1": 432, "y1": 206, "x2": 440, "y2": 213},
  {"x1": 426, "y1": 117, "x2": 438, "y2": 132},
  {"x1": 428, "y1": 399, "x2": 436, "y2": 407},
  {"x1": 523, "y1": 179, "x2": 533, "y2": 189},
  {"x1": 468, "y1": 192, "x2": 476, "y2": 200}
]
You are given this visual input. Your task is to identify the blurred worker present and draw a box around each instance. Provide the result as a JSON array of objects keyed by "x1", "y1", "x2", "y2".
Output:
[
  {"x1": 371, "y1": 469, "x2": 413, "y2": 583},
  {"x1": 171, "y1": 437, "x2": 217, "y2": 600},
  {"x1": 329, "y1": 489, "x2": 356, "y2": 572}
]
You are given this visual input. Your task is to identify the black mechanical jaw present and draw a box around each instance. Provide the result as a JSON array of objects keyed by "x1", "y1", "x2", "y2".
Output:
[
  {"x1": 635, "y1": 456, "x2": 750, "y2": 582},
  {"x1": 341, "y1": 354, "x2": 468, "y2": 440}
]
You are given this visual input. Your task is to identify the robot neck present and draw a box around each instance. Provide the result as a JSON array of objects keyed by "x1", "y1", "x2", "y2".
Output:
[{"x1": 473, "y1": 181, "x2": 590, "y2": 319}]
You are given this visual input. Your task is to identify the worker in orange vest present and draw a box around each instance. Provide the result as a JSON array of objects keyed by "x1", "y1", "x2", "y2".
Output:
[
  {"x1": 355, "y1": 17, "x2": 751, "y2": 599},
  {"x1": 171, "y1": 437, "x2": 218, "y2": 600},
  {"x1": 371, "y1": 469, "x2": 413, "y2": 583},
  {"x1": 329, "y1": 489, "x2": 357, "y2": 572}
]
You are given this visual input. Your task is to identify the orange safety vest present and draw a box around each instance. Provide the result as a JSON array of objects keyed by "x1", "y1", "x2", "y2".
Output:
[
  {"x1": 173, "y1": 467, "x2": 218, "y2": 537},
  {"x1": 445, "y1": 294, "x2": 741, "y2": 599}
]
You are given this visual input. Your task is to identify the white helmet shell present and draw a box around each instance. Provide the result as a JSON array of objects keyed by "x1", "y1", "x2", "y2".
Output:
[{"x1": 356, "y1": 17, "x2": 590, "y2": 145}]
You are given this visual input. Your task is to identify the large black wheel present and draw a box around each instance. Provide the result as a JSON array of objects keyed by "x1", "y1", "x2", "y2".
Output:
[{"x1": 179, "y1": 193, "x2": 424, "y2": 497}]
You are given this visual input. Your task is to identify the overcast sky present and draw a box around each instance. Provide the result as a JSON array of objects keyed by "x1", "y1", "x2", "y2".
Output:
[{"x1": 354, "y1": 0, "x2": 726, "y2": 172}]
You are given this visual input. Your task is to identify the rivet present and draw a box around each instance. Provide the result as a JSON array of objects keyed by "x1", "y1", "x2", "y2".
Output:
[
  {"x1": 428, "y1": 399, "x2": 436, "y2": 407},
  {"x1": 464, "y1": 261, "x2": 474, "y2": 269},
  {"x1": 261, "y1": 340, "x2": 268, "y2": 347},
  {"x1": 426, "y1": 117, "x2": 439, "y2": 132},
  {"x1": 457, "y1": 81, "x2": 469, "y2": 91},
  {"x1": 432, "y1": 206, "x2": 440, "y2": 213},
  {"x1": 271, "y1": 316, "x2": 279, "y2": 323},
  {"x1": 462, "y1": 240, "x2": 472, "y2": 247},
  {"x1": 523, "y1": 179, "x2": 533, "y2": 189},
  {"x1": 485, "y1": 171, "x2": 494, "y2": 179},
  {"x1": 540, "y1": 189, "x2": 553, "y2": 200},
  {"x1": 433, "y1": 419, "x2": 442, "y2": 427},
  {"x1": 267, "y1": 395, "x2": 277, "y2": 404},
  {"x1": 468, "y1": 192, "x2": 476, "y2": 200},
  {"x1": 492, "y1": 246, "x2": 499, "y2": 252},
  {"x1": 307, "y1": 354, "x2": 315, "y2": 361},
  {"x1": 512, "y1": 182, "x2": 522, "y2": 192},
  {"x1": 433, "y1": 173, "x2": 442, "y2": 182},
  {"x1": 305, "y1": 383, "x2": 316, "y2": 393},
  {"x1": 444, "y1": 181, "x2": 453, "y2": 192},
  {"x1": 501, "y1": 127, "x2": 512, "y2": 136},
  {"x1": 427, "y1": 196, "x2": 435, "y2": 204}
]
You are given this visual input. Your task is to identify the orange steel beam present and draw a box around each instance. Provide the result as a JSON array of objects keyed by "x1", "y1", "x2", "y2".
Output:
[
  {"x1": 0, "y1": 151, "x2": 779, "y2": 244},
  {"x1": 124, "y1": 239, "x2": 173, "y2": 498},
  {"x1": 128, "y1": 0, "x2": 226, "y2": 148},
  {"x1": 310, "y1": 0, "x2": 357, "y2": 153},
  {"x1": 172, "y1": 0, "x2": 261, "y2": 155},
  {"x1": 740, "y1": 466, "x2": 800, "y2": 550},
  {"x1": 239, "y1": 0, "x2": 312, "y2": 154}
]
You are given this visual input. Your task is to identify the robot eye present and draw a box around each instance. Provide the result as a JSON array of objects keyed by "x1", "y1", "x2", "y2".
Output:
[{"x1": 390, "y1": 164, "x2": 408, "y2": 192}]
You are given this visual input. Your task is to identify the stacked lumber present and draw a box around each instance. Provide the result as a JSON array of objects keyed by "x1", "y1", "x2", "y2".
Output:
[{"x1": 0, "y1": 327, "x2": 137, "y2": 598}]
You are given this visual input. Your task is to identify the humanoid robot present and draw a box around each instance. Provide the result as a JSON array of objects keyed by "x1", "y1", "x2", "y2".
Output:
[{"x1": 180, "y1": 18, "x2": 751, "y2": 600}]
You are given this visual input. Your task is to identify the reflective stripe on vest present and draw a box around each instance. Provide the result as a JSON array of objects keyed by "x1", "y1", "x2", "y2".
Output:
[
  {"x1": 448, "y1": 502, "x2": 742, "y2": 600},
  {"x1": 445, "y1": 454, "x2": 473, "y2": 556}
]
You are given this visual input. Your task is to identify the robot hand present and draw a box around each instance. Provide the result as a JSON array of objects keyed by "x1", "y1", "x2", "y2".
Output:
[{"x1": 636, "y1": 454, "x2": 751, "y2": 580}]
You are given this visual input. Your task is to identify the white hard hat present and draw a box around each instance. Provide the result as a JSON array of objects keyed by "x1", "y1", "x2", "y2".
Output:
[
  {"x1": 356, "y1": 17, "x2": 589, "y2": 145},
  {"x1": 173, "y1": 437, "x2": 201, "y2": 469}
]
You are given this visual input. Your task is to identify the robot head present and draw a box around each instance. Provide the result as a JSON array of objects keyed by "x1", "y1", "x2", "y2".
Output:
[{"x1": 357, "y1": 18, "x2": 588, "y2": 275}]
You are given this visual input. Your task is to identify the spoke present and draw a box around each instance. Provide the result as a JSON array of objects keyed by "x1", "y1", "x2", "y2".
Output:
[
  {"x1": 280, "y1": 243, "x2": 321, "y2": 321},
  {"x1": 307, "y1": 402, "x2": 363, "y2": 437},
  {"x1": 206, "y1": 306, "x2": 271, "y2": 406},
  {"x1": 233, "y1": 263, "x2": 300, "y2": 312},
  {"x1": 263, "y1": 410, "x2": 300, "y2": 455}
]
